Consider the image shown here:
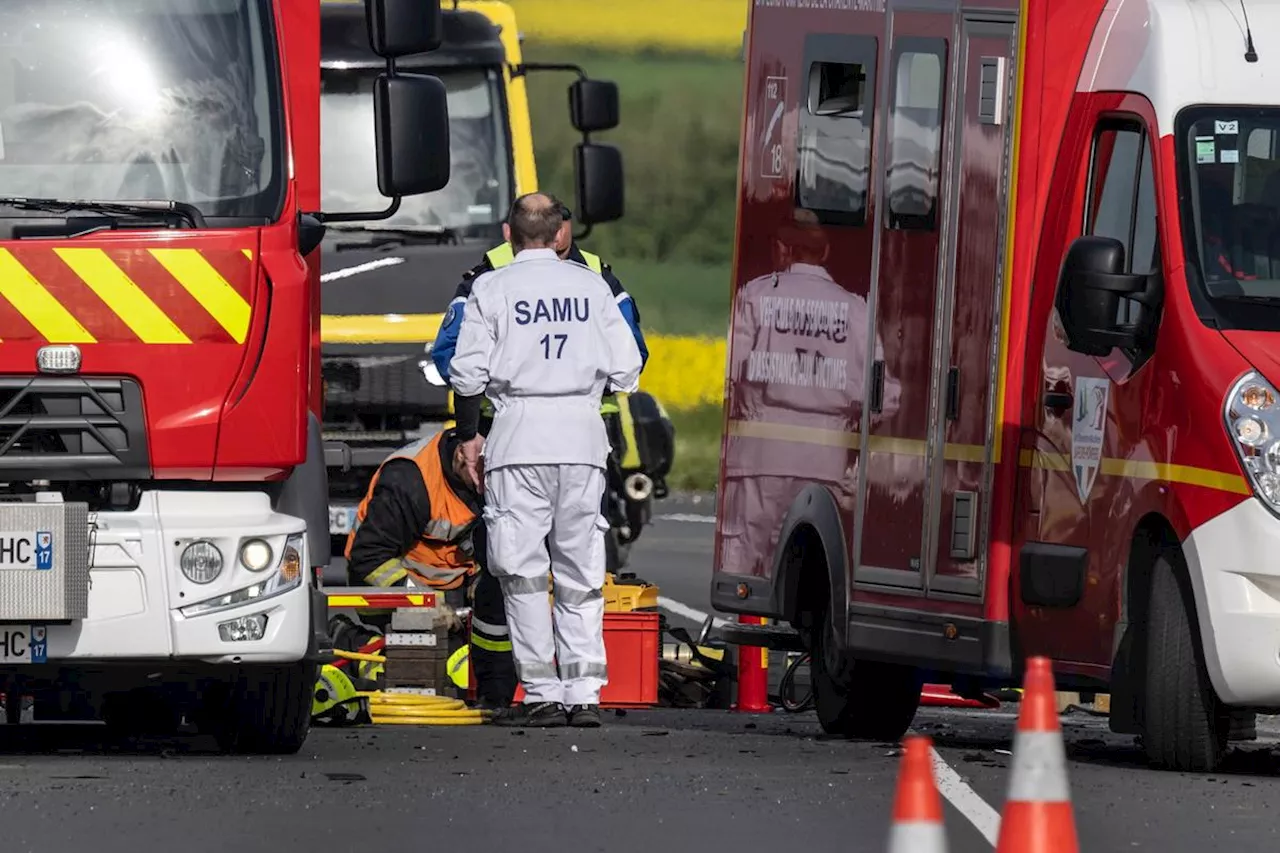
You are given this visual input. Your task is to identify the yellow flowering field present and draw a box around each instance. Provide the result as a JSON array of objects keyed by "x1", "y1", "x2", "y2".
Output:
[
  {"x1": 507, "y1": 0, "x2": 748, "y2": 56},
  {"x1": 640, "y1": 333, "x2": 727, "y2": 411}
]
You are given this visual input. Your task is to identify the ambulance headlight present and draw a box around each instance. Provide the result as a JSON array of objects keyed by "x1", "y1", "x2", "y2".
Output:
[{"x1": 1226, "y1": 372, "x2": 1280, "y2": 512}]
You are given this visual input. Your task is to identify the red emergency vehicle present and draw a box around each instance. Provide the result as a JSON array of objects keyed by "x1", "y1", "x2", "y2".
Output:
[
  {"x1": 714, "y1": 0, "x2": 1280, "y2": 771},
  {"x1": 0, "y1": 0, "x2": 448, "y2": 752}
]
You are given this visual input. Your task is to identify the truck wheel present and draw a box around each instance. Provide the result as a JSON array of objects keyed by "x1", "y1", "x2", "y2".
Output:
[
  {"x1": 211, "y1": 662, "x2": 317, "y2": 755},
  {"x1": 1143, "y1": 556, "x2": 1229, "y2": 771},
  {"x1": 810, "y1": 603, "x2": 920, "y2": 741}
]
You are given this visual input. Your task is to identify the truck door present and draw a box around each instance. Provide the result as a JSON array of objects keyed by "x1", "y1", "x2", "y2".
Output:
[
  {"x1": 854, "y1": 10, "x2": 952, "y2": 591},
  {"x1": 924, "y1": 17, "x2": 1017, "y2": 599}
]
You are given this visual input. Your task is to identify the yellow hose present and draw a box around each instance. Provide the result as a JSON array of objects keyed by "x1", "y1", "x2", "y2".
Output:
[
  {"x1": 334, "y1": 650, "x2": 386, "y2": 664},
  {"x1": 357, "y1": 690, "x2": 494, "y2": 725},
  {"x1": 373, "y1": 712, "x2": 491, "y2": 722}
]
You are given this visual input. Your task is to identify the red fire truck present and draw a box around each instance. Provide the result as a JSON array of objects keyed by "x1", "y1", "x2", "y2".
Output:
[
  {"x1": 0, "y1": 0, "x2": 449, "y2": 752},
  {"x1": 714, "y1": 0, "x2": 1280, "y2": 771}
]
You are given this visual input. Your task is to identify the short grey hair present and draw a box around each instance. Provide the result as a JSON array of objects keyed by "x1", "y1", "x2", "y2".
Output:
[{"x1": 506, "y1": 193, "x2": 564, "y2": 251}]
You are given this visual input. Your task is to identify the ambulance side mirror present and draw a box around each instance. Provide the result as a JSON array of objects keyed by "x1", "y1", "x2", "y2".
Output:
[
  {"x1": 1055, "y1": 235, "x2": 1149, "y2": 357},
  {"x1": 570, "y1": 79, "x2": 620, "y2": 133},
  {"x1": 575, "y1": 143, "x2": 624, "y2": 227}
]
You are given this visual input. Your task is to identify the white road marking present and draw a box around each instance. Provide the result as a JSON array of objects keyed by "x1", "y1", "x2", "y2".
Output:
[
  {"x1": 657, "y1": 595, "x2": 1003, "y2": 846},
  {"x1": 320, "y1": 257, "x2": 406, "y2": 282},
  {"x1": 656, "y1": 513, "x2": 717, "y2": 524},
  {"x1": 926, "y1": 743, "x2": 1002, "y2": 846},
  {"x1": 656, "y1": 596, "x2": 729, "y2": 628}
]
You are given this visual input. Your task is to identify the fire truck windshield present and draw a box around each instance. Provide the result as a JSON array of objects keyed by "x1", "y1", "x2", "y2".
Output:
[
  {"x1": 320, "y1": 67, "x2": 510, "y2": 236},
  {"x1": 0, "y1": 0, "x2": 281, "y2": 222},
  {"x1": 1180, "y1": 107, "x2": 1280, "y2": 303}
]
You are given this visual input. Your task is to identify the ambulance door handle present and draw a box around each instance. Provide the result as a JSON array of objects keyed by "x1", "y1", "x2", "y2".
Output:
[
  {"x1": 944, "y1": 367, "x2": 960, "y2": 421},
  {"x1": 1043, "y1": 390, "x2": 1074, "y2": 414},
  {"x1": 870, "y1": 360, "x2": 885, "y2": 413}
]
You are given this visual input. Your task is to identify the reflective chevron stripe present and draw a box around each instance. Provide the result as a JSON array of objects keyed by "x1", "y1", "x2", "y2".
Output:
[{"x1": 0, "y1": 246, "x2": 255, "y2": 345}]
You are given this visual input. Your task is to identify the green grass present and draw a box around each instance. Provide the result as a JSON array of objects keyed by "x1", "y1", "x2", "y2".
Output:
[
  {"x1": 610, "y1": 259, "x2": 730, "y2": 337},
  {"x1": 522, "y1": 46, "x2": 743, "y2": 267},
  {"x1": 667, "y1": 403, "x2": 725, "y2": 493}
]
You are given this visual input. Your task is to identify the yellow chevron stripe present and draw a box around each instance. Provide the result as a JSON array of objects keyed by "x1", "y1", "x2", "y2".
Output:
[
  {"x1": 149, "y1": 248, "x2": 251, "y2": 344},
  {"x1": 242, "y1": 248, "x2": 253, "y2": 260},
  {"x1": 54, "y1": 248, "x2": 191, "y2": 344},
  {"x1": 0, "y1": 248, "x2": 95, "y2": 343}
]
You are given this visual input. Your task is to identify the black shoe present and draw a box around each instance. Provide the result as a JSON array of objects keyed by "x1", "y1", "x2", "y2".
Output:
[
  {"x1": 490, "y1": 701, "x2": 567, "y2": 728},
  {"x1": 567, "y1": 704, "x2": 601, "y2": 728},
  {"x1": 473, "y1": 696, "x2": 510, "y2": 712}
]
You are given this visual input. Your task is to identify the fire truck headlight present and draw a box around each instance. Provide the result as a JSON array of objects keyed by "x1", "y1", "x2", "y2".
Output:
[
  {"x1": 1226, "y1": 371, "x2": 1280, "y2": 512},
  {"x1": 179, "y1": 540, "x2": 224, "y2": 585}
]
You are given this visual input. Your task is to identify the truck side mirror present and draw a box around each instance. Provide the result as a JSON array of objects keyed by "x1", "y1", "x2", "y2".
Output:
[
  {"x1": 366, "y1": 0, "x2": 443, "y2": 57},
  {"x1": 374, "y1": 74, "x2": 451, "y2": 197},
  {"x1": 1055, "y1": 235, "x2": 1150, "y2": 356},
  {"x1": 570, "y1": 79, "x2": 620, "y2": 133},
  {"x1": 575, "y1": 143, "x2": 624, "y2": 225}
]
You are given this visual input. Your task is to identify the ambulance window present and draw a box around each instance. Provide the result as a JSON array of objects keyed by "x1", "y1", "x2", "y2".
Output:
[
  {"x1": 1086, "y1": 123, "x2": 1158, "y2": 278},
  {"x1": 797, "y1": 34, "x2": 877, "y2": 226},
  {"x1": 886, "y1": 38, "x2": 946, "y2": 230}
]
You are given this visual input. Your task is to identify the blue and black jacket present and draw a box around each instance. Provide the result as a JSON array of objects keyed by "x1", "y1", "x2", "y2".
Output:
[{"x1": 430, "y1": 242, "x2": 649, "y2": 383}]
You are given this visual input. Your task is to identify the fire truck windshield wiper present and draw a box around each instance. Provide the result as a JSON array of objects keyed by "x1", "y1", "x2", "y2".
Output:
[
  {"x1": 0, "y1": 196, "x2": 207, "y2": 229},
  {"x1": 327, "y1": 223, "x2": 459, "y2": 248}
]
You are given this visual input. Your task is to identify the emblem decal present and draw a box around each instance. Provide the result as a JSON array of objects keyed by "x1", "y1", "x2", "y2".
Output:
[{"x1": 1071, "y1": 377, "x2": 1110, "y2": 503}]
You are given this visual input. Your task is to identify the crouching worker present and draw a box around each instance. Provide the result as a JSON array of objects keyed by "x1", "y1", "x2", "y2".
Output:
[{"x1": 343, "y1": 427, "x2": 518, "y2": 709}]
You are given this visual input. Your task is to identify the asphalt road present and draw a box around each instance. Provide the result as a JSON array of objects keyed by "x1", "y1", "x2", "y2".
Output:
[{"x1": 4, "y1": 497, "x2": 1280, "y2": 852}]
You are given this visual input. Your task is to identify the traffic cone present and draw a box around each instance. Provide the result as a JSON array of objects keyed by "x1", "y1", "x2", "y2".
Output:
[
  {"x1": 995, "y1": 656, "x2": 1079, "y2": 853},
  {"x1": 887, "y1": 735, "x2": 947, "y2": 853}
]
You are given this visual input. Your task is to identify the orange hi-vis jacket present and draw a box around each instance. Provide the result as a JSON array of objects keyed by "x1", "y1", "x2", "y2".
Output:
[{"x1": 343, "y1": 432, "x2": 479, "y2": 590}]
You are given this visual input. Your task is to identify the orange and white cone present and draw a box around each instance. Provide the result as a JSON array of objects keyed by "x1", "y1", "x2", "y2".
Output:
[
  {"x1": 888, "y1": 735, "x2": 948, "y2": 853},
  {"x1": 995, "y1": 656, "x2": 1079, "y2": 853}
]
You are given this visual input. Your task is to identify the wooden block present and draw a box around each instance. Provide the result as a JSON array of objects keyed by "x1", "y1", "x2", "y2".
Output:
[
  {"x1": 1092, "y1": 693, "x2": 1111, "y2": 713},
  {"x1": 1055, "y1": 691, "x2": 1079, "y2": 713}
]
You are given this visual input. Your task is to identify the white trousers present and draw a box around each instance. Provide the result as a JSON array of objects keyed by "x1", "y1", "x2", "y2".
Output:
[{"x1": 483, "y1": 463, "x2": 609, "y2": 706}]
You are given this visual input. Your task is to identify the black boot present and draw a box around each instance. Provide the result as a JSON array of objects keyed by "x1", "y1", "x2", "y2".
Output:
[
  {"x1": 490, "y1": 701, "x2": 567, "y2": 728},
  {"x1": 567, "y1": 704, "x2": 602, "y2": 728}
]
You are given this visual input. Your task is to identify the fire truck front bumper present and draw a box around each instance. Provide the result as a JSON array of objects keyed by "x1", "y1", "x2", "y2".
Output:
[
  {"x1": 0, "y1": 491, "x2": 326, "y2": 668},
  {"x1": 1183, "y1": 496, "x2": 1280, "y2": 707}
]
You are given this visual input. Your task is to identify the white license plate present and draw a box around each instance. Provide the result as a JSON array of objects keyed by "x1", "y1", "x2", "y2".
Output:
[
  {"x1": 0, "y1": 531, "x2": 53, "y2": 571},
  {"x1": 328, "y1": 506, "x2": 358, "y2": 536},
  {"x1": 0, "y1": 626, "x2": 47, "y2": 664}
]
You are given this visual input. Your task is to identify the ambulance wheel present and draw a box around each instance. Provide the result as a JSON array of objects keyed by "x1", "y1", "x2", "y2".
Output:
[
  {"x1": 209, "y1": 661, "x2": 317, "y2": 755},
  {"x1": 811, "y1": 602, "x2": 920, "y2": 741},
  {"x1": 1143, "y1": 556, "x2": 1229, "y2": 772}
]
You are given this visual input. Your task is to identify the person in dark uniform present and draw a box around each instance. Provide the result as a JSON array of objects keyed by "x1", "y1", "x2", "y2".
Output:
[{"x1": 344, "y1": 427, "x2": 517, "y2": 710}]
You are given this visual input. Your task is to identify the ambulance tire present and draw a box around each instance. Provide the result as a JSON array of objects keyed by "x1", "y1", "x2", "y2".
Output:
[
  {"x1": 1143, "y1": 556, "x2": 1229, "y2": 772},
  {"x1": 811, "y1": 601, "x2": 920, "y2": 741},
  {"x1": 210, "y1": 661, "x2": 317, "y2": 755}
]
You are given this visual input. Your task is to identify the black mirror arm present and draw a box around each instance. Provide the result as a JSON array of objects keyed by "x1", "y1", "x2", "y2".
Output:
[
  {"x1": 312, "y1": 196, "x2": 402, "y2": 225},
  {"x1": 1070, "y1": 269, "x2": 1147, "y2": 295},
  {"x1": 509, "y1": 61, "x2": 588, "y2": 82}
]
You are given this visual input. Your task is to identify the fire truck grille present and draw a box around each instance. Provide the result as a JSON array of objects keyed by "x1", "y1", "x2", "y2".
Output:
[{"x1": 0, "y1": 378, "x2": 149, "y2": 481}]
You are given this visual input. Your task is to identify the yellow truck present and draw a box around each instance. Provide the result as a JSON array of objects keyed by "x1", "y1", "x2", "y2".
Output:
[{"x1": 316, "y1": 1, "x2": 643, "y2": 569}]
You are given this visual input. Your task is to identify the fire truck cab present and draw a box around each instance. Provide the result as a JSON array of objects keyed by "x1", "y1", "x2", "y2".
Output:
[
  {"x1": 716, "y1": 0, "x2": 1280, "y2": 771},
  {"x1": 0, "y1": 0, "x2": 450, "y2": 752}
]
